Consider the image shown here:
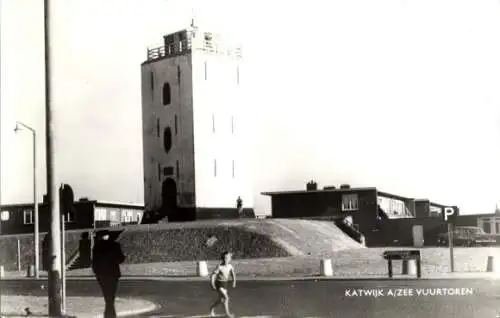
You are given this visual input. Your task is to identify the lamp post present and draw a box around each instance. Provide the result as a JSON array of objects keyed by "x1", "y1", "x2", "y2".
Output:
[{"x1": 14, "y1": 121, "x2": 39, "y2": 279}]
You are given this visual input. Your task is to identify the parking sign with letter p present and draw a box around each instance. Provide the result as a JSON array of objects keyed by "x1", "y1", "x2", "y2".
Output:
[{"x1": 443, "y1": 206, "x2": 459, "y2": 222}]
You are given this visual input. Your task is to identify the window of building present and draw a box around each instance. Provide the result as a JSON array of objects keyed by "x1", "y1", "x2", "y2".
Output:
[
  {"x1": 232, "y1": 160, "x2": 235, "y2": 178},
  {"x1": 236, "y1": 66, "x2": 240, "y2": 85},
  {"x1": 65, "y1": 209, "x2": 75, "y2": 223},
  {"x1": 204, "y1": 61, "x2": 208, "y2": 80},
  {"x1": 484, "y1": 221, "x2": 492, "y2": 233},
  {"x1": 163, "y1": 166, "x2": 174, "y2": 176},
  {"x1": 177, "y1": 66, "x2": 181, "y2": 85},
  {"x1": 174, "y1": 115, "x2": 178, "y2": 135},
  {"x1": 214, "y1": 159, "x2": 217, "y2": 177},
  {"x1": 0, "y1": 210, "x2": 10, "y2": 221},
  {"x1": 162, "y1": 83, "x2": 171, "y2": 105},
  {"x1": 212, "y1": 114, "x2": 216, "y2": 133},
  {"x1": 95, "y1": 208, "x2": 107, "y2": 221},
  {"x1": 163, "y1": 127, "x2": 172, "y2": 153},
  {"x1": 110, "y1": 210, "x2": 118, "y2": 222},
  {"x1": 429, "y1": 209, "x2": 441, "y2": 217},
  {"x1": 123, "y1": 210, "x2": 133, "y2": 223},
  {"x1": 341, "y1": 194, "x2": 359, "y2": 211},
  {"x1": 23, "y1": 209, "x2": 33, "y2": 225},
  {"x1": 136, "y1": 212, "x2": 142, "y2": 223}
]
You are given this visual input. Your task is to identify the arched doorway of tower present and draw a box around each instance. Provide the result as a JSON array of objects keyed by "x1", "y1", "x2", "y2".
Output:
[{"x1": 161, "y1": 178, "x2": 178, "y2": 221}]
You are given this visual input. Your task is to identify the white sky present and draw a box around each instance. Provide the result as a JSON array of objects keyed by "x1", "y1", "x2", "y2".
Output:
[{"x1": 1, "y1": 0, "x2": 499, "y2": 215}]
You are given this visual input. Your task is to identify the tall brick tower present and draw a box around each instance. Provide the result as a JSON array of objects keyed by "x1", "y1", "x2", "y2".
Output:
[{"x1": 141, "y1": 21, "x2": 254, "y2": 221}]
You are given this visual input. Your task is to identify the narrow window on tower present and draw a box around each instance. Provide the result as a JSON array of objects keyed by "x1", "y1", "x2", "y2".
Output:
[
  {"x1": 163, "y1": 83, "x2": 171, "y2": 105},
  {"x1": 214, "y1": 159, "x2": 217, "y2": 177},
  {"x1": 156, "y1": 118, "x2": 160, "y2": 138},
  {"x1": 231, "y1": 116, "x2": 234, "y2": 134},
  {"x1": 177, "y1": 66, "x2": 181, "y2": 85},
  {"x1": 163, "y1": 127, "x2": 172, "y2": 153},
  {"x1": 236, "y1": 66, "x2": 240, "y2": 85},
  {"x1": 232, "y1": 160, "x2": 235, "y2": 178},
  {"x1": 150, "y1": 71, "x2": 154, "y2": 93},
  {"x1": 174, "y1": 115, "x2": 178, "y2": 135},
  {"x1": 204, "y1": 61, "x2": 208, "y2": 80},
  {"x1": 212, "y1": 114, "x2": 215, "y2": 133},
  {"x1": 176, "y1": 160, "x2": 180, "y2": 179}
]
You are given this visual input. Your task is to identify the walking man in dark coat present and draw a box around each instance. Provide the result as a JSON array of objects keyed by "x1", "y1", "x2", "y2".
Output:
[{"x1": 92, "y1": 230, "x2": 125, "y2": 318}]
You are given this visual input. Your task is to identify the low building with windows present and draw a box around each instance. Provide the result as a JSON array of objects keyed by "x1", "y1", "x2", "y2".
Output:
[
  {"x1": 0, "y1": 198, "x2": 144, "y2": 236},
  {"x1": 262, "y1": 182, "x2": 453, "y2": 246},
  {"x1": 454, "y1": 206, "x2": 500, "y2": 235}
]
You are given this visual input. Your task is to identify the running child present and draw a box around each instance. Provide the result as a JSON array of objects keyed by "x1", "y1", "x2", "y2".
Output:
[{"x1": 210, "y1": 251, "x2": 237, "y2": 317}]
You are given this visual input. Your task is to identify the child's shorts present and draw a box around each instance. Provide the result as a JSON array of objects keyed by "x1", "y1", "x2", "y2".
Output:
[{"x1": 215, "y1": 280, "x2": 228, "y2": 290}]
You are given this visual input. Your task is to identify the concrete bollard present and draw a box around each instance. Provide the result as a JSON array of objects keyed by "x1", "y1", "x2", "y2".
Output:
[
  {"x1": 360, "y1": 235, "x2": 366, "y2": 247},
  {"x1": 320, "y1": 259, "x2": 333, "y2": 277},
  {"x1": 197, "y1": 261, "x2": 209, "y2": 277},
  {"x1": 402, "y1": 260, "x2": 417, "y2": 275},
  {"x1": 486, "y1": 256, "x2": 495, "y2": 272},
  {"x1": 0, "y1": 265, "x2": 4, "y2": 279}
]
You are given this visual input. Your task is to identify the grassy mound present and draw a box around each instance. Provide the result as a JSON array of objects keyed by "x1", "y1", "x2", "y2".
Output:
[
  {"x1": 119, "y1": 222, "x2": 290, "y2": 263},
  {"x1": 238, "y1": 219, "x2": 364, "y2": 257},
  {"x1": 0, "y1": 219, "x2": 362, "y2": 271}
]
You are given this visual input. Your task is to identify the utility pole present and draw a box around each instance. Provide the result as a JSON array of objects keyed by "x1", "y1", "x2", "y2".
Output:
[{"x1": 44, "y1": 0, "x2": 63, "y2": 316}]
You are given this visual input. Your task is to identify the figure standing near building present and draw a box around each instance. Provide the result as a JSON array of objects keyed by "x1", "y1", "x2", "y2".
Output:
[
  {"x1": 92, "y1": 230, "x2": 125, "y2": 318},
  {"x1": 210, "y1": 251, "x2": 237, "y2": 317},
  {"x1": 236, "y1": 196, "x2": 243, "y2": 217}
]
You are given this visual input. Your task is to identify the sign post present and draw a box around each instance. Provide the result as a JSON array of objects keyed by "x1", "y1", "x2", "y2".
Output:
[
  {"x1": 444, "y1": 206, "x2": 459, "y2": 273},
  {"x1": 447, "y1": 222, "x2": 454, "y2": 272}
]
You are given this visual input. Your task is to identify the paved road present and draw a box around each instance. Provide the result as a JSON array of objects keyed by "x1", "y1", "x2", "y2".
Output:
[{"x1": 2, "y1": 279, "x2": 500, "y2": 317}]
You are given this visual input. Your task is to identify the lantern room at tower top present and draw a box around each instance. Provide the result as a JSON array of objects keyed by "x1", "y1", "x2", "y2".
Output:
[
  {"x1": 144, "y1": 25, "x2": 242, "y2": 63},
  {"x1": 140, "y1": 23, "x2": 254, "y2": 222}
]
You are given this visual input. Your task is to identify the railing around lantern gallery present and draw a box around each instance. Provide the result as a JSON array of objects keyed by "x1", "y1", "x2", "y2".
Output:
[{"x1": 146, "y1": 39, "x2": 241, "y2": 61}]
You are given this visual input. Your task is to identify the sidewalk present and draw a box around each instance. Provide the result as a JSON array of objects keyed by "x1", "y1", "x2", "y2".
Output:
[
  {"x1": 3, "y1": 271, "x2": 500, "y2": 281},
  {"x1": 0, "y1": 295, "x2": 157, "y2": 318}
]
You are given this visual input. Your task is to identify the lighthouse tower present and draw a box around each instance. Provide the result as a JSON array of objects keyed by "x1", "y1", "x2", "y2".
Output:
[{"x1": 140, "y1": 22, "x2": 254, "y2": 221}]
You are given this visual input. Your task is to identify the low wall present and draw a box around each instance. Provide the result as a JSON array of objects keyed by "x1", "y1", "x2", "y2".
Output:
[{"x1": 0, "y1": 231, "x2": 85, "y2": 271}]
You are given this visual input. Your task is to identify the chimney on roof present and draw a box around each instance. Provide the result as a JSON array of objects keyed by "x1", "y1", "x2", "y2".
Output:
[{"x1": 306, "y1": 180, "x2": 318, "y2": 191}]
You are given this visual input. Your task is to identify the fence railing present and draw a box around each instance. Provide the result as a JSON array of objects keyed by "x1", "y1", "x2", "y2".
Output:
[{"x1": 147, "y1": 39, "x2": 242, "y2": 61}]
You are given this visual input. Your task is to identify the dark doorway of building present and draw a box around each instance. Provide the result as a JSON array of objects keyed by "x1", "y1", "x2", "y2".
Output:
[{"x1": 161, "y1": 178, "x2": 178, "y2": 221}]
